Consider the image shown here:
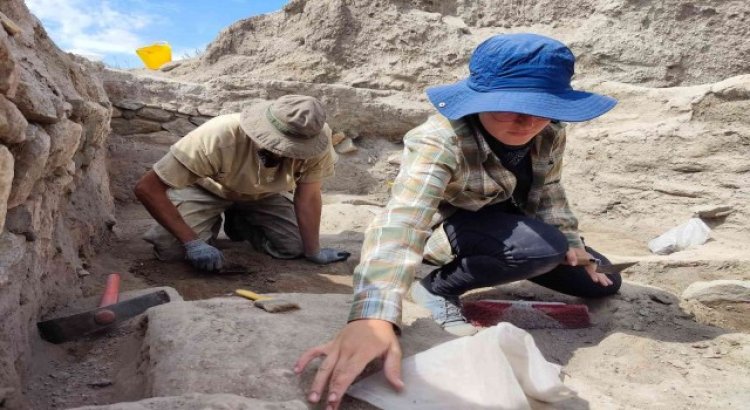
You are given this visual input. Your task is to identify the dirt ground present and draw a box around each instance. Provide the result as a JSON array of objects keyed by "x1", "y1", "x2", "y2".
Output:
[{"x1": 23, "y1": 194, "x2": 749, "y2": 410}]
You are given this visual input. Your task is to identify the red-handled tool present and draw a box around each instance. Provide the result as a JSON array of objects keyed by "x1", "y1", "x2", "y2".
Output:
[
  {"x1": 37, "y1": 273, "x2": 171, "y2": 344},
  {"x1": 93, "y1": 273, "x2": 120, "y2": 325}
]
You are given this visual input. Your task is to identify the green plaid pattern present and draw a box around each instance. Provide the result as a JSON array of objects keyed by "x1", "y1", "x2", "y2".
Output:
[{"x1": 349, "y1": 115, "x2": 583, "y2": 327}]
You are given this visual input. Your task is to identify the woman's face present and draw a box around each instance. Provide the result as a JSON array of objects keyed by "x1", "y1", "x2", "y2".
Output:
[{"x1": 478, "y1": 112, "x2": 551, "y2": 146}]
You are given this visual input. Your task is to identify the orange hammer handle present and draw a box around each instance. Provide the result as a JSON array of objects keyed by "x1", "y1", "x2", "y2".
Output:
[{"x1": 98, "y1": 273, "x2": 120, "y2": 307}]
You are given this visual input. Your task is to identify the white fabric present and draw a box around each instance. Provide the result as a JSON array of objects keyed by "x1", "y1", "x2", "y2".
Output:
[
  {"x1": 648, "y1": 217, "x2": 711, "y2": 255},
  {"x1": 347, "y1": 323, "x2": 574, "y2": 410}
]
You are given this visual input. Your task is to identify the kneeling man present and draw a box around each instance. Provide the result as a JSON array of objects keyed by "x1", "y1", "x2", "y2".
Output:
[{"x1": 134, "y1": 95, "x2": 350, "y2": 271}]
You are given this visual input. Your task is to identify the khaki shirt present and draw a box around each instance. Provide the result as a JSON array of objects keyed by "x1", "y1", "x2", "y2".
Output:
[{"x1": 153, "y1": 114, "x2": 336, "y2": 201}]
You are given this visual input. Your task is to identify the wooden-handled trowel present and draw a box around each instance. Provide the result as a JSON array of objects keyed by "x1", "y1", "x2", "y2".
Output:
[
  {"x1": 577, "y1": 255, "x2": 637, "y2": 274},
  {"x1": 37, "y1": 273, "x2": 170, "y2": 344}
]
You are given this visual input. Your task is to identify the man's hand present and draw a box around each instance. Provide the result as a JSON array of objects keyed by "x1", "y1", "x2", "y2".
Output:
[
  {"x1": 294, "y1": 319, "x2": 404, "y2": 410},
  {"x1": 184, "y1": 239, "x2": 224, "y2": 271},
  {"x1": 305, "y1": 248, "x2": 351, "y2": 265},
  {"x1": 564, "y1": 247, "x2": 613, "y2": 287}
]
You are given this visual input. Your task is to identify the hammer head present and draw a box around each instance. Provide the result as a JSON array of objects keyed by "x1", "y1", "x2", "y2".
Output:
[{"x1": 37, "y1": 290, "x2": 171, "y2": 344}]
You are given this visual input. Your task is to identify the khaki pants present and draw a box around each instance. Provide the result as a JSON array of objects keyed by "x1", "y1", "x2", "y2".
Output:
[{"x1": 143, "y1": 186, "x2": 303, "y2": 261}]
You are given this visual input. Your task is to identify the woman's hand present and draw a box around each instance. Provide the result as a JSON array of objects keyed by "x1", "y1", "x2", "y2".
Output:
[
  {"x1": 564, "y1": 247, "x2": 614, "y2": 287},
  {"x1": 295, "y1": 319, "x2": 404, "y2": 410}
]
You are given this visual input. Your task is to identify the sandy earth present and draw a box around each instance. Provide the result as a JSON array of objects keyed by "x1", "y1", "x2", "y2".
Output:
[
  {"x1": 23, "y1": 190, "x2": 749, "y2": 409},
  {"x1": 13, "y1": 0, "x2": 750, "y2": 408}
]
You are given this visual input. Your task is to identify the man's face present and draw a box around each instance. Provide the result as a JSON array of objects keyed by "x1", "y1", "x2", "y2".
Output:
[
  {"x1": 258, "y1": 149, "x2": 283, "y2": 167},
  {"x1": 478, "y1": 112, "x2": 551, "y2": 146}
]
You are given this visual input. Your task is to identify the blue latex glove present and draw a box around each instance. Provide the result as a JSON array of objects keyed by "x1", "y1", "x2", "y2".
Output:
[
  {"x1": 305, "y1": 248, "x2": 351, "y2": 265},
  {"x1": 184, "y1": 239, "x2": 224, "y2": 271}
]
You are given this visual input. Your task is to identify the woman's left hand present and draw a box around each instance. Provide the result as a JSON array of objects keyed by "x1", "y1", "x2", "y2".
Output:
[{"x1": 564, "y1": 247, "x2": 614, "y2": 287}]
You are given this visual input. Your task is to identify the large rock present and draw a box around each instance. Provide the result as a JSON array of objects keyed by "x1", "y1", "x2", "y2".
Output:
[
  {"x1": 10, "y1": 65, "x2": 63, "y2": 123},
  {"x1": 161, "y1": 117, "x2": 197, "y2": 137},
  {"x1": 44, "y1": 118, "x2": 82, "y2": 172},
  {"x1": 110, "y1": 118, "x2": 163, "y2": 135},
  {"x1": 7, "y1": 124, "x2": 50, "y2": 208},
  {"x1": 0, "y1": 94, "x2": 27, "y2": 144},
  {"x1": 143, "y1": 294, "x2": 452, "y2": 403},
  {"x1": 682, "y1": 280, "x2": 750, "y2": 303},
  {"x1": 71, "y1": 100, "x2": 111, "y2": 148},
  {"x1": 0, "y1": 28, "x2": 19, "y2": 97},
  {"x1": 137, "y1": 106, "x2": 174, "y2": 122},
  {"x1": 0, "y1": 145, "x2": 13, "y2": 232},
  {"x1": 71, "y1": 394, "x2": 306, "y2": 410}
]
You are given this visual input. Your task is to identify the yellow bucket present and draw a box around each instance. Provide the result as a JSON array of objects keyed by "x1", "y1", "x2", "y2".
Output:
[{"x1": 136, "y1": 42, "x2": 172, "y2": 69}]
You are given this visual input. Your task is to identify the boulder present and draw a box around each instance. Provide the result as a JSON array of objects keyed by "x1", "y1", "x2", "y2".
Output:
[
  {"x1": 162, "y1": 117, "x2": 197, "y2": 137},
  {"x1": 0, "y1": 145, "x2": 13, "y2": 232},
  {"x1": 143, "y1": 294, "x2": 451, "y2": 403},
  {"x1": 110, "y1": 118, "x2": 163, "y2": 135},
  {"x1": 682, "y1": 280, "x2": 750, "y2": 304},
  {"x1": 335, "y1": 137, "x2": 357, "y2": 154},
  {"x1": 70, "y1": 100, "x2": 111, "y2": 147},
  {"x1": 44, "y1": 118, "x2": 82, "y2": 172},
  {"x1": 137, "y1": 106, "x2": 174, "y2": 122},
  {"x1": 0, "y1": 94, "x2": 27, "y2": 144},
  {"x1": 0, "y1": 231, "x2": 25, "y2": 287},
  {"x1": 10, "y1": 66, "x2": 62, "y2": 123},
  {"x1": 7, "y1": 124, "x2": 50, "y2": 208},
  {"x1": 0, "y1": 28, "x2": 19, "y2": 97}
]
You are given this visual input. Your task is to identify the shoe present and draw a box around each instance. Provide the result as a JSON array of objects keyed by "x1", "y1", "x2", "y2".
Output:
[{"x1": 408, "y1": 281, "x2": 478, "y2": 337}]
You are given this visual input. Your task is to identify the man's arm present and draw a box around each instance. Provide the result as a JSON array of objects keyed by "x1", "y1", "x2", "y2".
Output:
[
  {"x1": 134, "y1": 170, "x2": 198, "y2": 244},
  {"x1": 294, "y1": 181, "x2": 323, "y2": 256},
  {"x1": 294, "y1": 181, "x2": 351, "y2": 264}
]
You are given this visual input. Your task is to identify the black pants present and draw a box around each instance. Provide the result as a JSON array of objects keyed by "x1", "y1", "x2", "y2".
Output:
[{"x1": 422, "y1": 206, "x2": 622, "y2": 299}]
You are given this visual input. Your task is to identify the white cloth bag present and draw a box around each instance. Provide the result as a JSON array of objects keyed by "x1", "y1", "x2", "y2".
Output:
[{"x1": 348, "y1": 323, "x2": 574, "y2": 409}]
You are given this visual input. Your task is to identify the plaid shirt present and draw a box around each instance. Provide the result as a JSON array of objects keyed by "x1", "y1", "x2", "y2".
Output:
[{"x1": 349, "y1": 114, "x2": 583, "y2": 327}]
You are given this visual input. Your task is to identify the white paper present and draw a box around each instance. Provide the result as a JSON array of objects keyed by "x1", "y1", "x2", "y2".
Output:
[{"x1": 348, "y1": 323, "x2": 574, "y2": 410}]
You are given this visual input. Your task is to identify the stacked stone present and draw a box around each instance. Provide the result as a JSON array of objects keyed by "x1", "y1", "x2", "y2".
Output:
[{"x1": 0, "y1": 2, "x2": 114, "y2": 407}]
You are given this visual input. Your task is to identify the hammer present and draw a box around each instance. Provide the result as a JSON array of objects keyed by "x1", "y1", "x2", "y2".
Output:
[{"x1": 37, "y1": 273, "x2": 170, "y2": 344}]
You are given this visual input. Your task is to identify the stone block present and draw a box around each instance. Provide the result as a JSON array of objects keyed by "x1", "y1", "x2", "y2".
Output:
[
  {"x1": 189, "y1": 116, "x2": 212, "y2": 126},
  {"x1": 0, "y1": 29, "x2": 19, "y2": 98},
  {"x1": 0, "y1": 231, "x2": 25, "y2": 287},
  {"x1": 335, "y1": 137, "x2": 357, "y2": 154},
  {"x1": 682, "y1": 280, "x2": 750, "y2": 303},
  {"x1": 0, "y1": 145, "x2": 13, "y2": 232},
  {"x1": 114, "y1": 100, "x2": 145, "y2": 111},
  {"x1": 10, "y1": 67, "x2": 62, "y2": 124},
  {"x1": 143, "y1": 294, "x2": 449, "y2": 402},
  {"x1": 71, "y1": 100, "x2": 111, "y2": 148},
  {"x1": 44, "y1": 118, "x2": 82, "y2": 172},
  {"x1": 162, "y1": 117, "x2": 197, "y2": 137},
  {"x1": 7, "y1": 124, "x2": 50, "y2": 208},
  {"x1": 137, "y1": 106, "x2": 174, "y2": 122},
  {"x1": 110, "y1": 117, "x2": 163, "y2": 135},
  {"x1": 331, "y1": 131, "x2": 346, "y2": 145},
  {"x1": 0, "y1": 12, "x2": 22, "y2": 36},
  {"x1": 0, "y1": 94, "x2": 27, "y2": 144},
  {"x1": 4, "y1": 202, "x2": 34, "y2": 240}
]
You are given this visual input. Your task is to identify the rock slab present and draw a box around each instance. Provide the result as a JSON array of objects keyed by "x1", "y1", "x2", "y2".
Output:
[
  {"x1": 143, "y1": 293, "x2": 452, "y2": 404},
  {"x1": 682, "y1": 280, "x2": 750, "y2": 303}
]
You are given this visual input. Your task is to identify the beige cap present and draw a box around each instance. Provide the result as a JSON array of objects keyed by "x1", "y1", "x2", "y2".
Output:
[{"x1": 239, "y1": 95, "x2": 330, "y2": 159}]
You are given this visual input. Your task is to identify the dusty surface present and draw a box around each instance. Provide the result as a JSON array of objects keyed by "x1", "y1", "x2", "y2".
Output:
[{"x1": 5, "y1": 0, "x2": 750, "y2": 409}]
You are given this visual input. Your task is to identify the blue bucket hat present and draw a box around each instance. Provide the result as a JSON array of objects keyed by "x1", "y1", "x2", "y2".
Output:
[{"x1": 426, "y1": 33, "x2": 617, "y2": 122}]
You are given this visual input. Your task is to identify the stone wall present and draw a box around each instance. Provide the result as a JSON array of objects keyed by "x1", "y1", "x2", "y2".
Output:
[
  {"x1": 102, "y1": 69, "x2": 428, "y2": 202},
  {"x1": 0, "y1": 2, "x2": 114, "y2": 408}
]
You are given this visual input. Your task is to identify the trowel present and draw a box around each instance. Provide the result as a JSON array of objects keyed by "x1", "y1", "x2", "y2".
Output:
[{"x1": 37, "y1": 273, "x2": 170, "y2": 344}]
